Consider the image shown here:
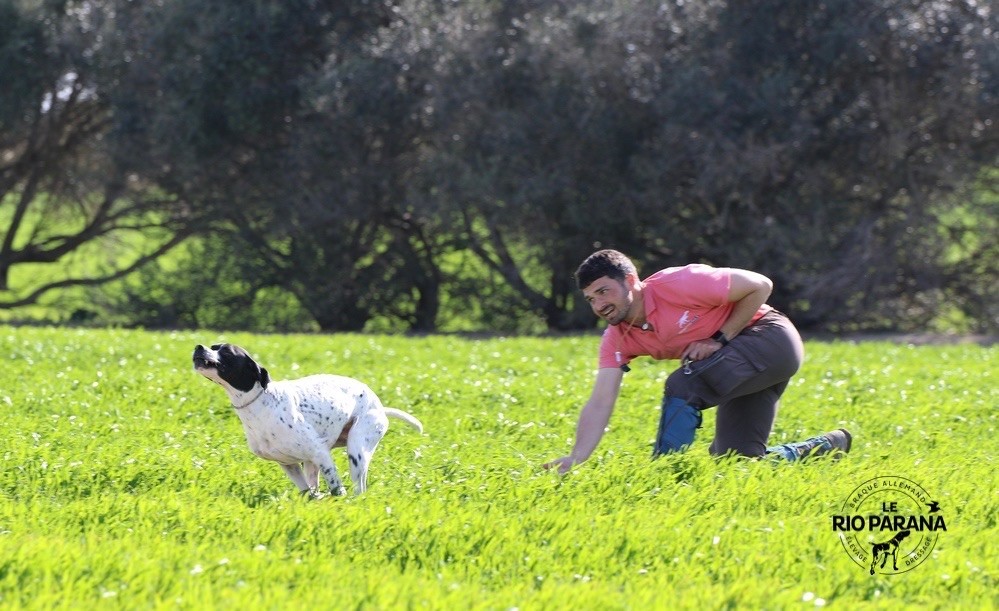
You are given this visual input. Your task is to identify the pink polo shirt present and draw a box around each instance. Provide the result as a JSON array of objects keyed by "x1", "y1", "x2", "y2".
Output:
[{"x1": 597, "y1": 264, "x2": 771, "y2": 368}]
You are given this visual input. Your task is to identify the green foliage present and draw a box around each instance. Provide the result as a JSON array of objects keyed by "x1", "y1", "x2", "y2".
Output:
[
  {"x1": 0, "y1": 1, "x2": 48, "y2": 131},
  {"x1": 91, "y1": 237, "x2": 320, "y2": 332},
  {"x1": 2, "y1": 0, "x2": 997, "y2": 333},
  {"x1": 0, "y1": 327, "x2": 995, "y2": 608}
]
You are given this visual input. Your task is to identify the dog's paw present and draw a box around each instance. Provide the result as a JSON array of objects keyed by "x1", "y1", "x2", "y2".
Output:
[
  {"x1": 301, "y1": 489, "x2": 325, "y2": 501},
  {"x1": 331, "y1": 486, "x2": 347, "y2": 497}
]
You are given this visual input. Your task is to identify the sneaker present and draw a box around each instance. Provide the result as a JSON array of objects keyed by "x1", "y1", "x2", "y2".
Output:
[
  {"x1": 822, "y1": 428, "x2": 852, "y2": 457},
  {"x1": 765, "y1": 428, "x2": 852, "y2": 462}
]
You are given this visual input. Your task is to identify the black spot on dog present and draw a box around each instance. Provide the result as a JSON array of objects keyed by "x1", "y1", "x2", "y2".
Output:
[{"x1": 349, "y1": 454, "x2": 359, "y2": 467}]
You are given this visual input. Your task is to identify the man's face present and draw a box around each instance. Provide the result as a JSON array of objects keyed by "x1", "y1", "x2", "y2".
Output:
[{"x1": 582, "y1": 275, "x2": 635, "y2": 325}]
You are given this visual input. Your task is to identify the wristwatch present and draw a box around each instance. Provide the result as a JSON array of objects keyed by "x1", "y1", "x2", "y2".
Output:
[{"x1": 711, "y1": 330, "x2": 729, "y2": 346}]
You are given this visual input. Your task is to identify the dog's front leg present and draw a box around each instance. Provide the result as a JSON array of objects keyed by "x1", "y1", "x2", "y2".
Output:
[
  {"x1": 303, "y1": 462, "x2": 320, "y2": 491},
  {"x1": 311, "y1": 453, "x2": 346, "y2": 496},
  {"x1": 279, "y1": 463, "x2": 314, "y2": 495}
]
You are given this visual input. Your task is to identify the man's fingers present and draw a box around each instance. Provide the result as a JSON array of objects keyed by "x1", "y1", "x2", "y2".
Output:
[{"x1": 543, "y1": 456, "x2": 573, "y2": 472}]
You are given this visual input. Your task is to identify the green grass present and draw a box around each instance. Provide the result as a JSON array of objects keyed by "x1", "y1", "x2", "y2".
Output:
[{"x1": 0, "y1": 326, "x2": 995, "y2": 609}]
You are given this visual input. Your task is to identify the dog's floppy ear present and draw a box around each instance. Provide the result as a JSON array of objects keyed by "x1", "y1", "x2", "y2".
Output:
[{"x1": 259, "y1": 366, "x2": 270, "y2": 389}]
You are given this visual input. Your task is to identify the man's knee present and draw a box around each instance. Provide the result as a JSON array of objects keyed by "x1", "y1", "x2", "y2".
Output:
[
  {"x1": 654, "y1": 397, "x2": 703, "y2": 455},
  {"x1": 664, "y1": 369, "x2": 695, "y2": 402},
  {"x1": 709, "y1": 439, "x2": 766, "y2": 458}
]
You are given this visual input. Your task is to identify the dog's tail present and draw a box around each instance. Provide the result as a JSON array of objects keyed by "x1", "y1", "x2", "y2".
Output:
[{"x1": 384, "y1": 408, "x2": 424, "y2": 434}]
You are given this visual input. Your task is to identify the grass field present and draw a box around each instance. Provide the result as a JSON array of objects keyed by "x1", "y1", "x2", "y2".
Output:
[{"x1": 0, "y1": 326, "x2": 995, "y2": 609}]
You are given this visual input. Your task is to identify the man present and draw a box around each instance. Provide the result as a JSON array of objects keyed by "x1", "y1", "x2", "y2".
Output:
[{"x1": 544, "y1": 249, "x2": 850, "y2": 474}]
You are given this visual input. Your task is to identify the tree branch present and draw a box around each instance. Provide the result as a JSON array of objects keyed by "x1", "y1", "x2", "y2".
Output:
[{"x1": 0, "y1": 231, "x2": 193, "y2": 309}]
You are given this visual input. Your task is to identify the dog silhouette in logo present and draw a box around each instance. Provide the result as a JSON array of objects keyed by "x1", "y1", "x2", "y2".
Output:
[{"x1": 870, "y1": 529, "x2": 911, "y2": 574}]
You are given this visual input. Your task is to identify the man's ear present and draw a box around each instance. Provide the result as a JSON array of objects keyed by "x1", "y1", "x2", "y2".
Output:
[{"x1": 624, "y1": 272, "x2": 641, "y2": 289}]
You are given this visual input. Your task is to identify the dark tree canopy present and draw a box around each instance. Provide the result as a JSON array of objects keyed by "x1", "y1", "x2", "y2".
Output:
[{"x1": 1, "y1": 0, "x2": 995, "y2": 334}]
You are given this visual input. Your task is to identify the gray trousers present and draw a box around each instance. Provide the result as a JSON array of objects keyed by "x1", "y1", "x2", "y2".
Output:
[{"x1": 663, "y1": 310, "x2": 804, "y2": 457}]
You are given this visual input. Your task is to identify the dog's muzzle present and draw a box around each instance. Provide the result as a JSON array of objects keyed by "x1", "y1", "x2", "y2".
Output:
[{"x1": 192, "y1": 345, "x2": 218, "y2": 369}]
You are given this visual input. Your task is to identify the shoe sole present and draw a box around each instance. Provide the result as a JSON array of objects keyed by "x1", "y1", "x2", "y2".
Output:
[
  {"x1": 827, "y1": 428, "x2": 852, "y2": 459},
  {"x1": 838, "y1": 428, "x2": 853, "y2": 453}
]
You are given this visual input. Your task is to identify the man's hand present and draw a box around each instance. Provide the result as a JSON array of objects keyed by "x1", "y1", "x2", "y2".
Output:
[
  {"x1": 680, "y1": 338, "x2": 723, "y2": 362},
  {"x1": 543, "y1": 455, "x2": 578, "y2": 474}
]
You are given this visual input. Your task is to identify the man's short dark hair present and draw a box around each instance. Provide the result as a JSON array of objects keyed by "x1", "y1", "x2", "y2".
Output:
[{"x1": 575, "y1": 249, "x2": 637, "y2": 290}]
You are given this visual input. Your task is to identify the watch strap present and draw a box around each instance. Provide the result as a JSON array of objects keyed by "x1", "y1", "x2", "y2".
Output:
[{"x1": 711, "y1": 330, "x2": 729, "y2": 346}]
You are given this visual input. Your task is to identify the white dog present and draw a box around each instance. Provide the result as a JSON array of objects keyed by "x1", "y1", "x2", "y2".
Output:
[{"x1": 193, "y1": 343, "x2": 423, "y2": 497}]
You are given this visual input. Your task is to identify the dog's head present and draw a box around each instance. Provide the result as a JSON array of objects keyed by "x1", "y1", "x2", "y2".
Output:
[{"x1": 193, "y1": 343, "x2": 270, "y2": 394}]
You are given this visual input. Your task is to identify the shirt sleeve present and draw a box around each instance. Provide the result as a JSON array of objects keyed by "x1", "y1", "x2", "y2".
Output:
[
  {"x1": 667, "y1": 264, "x2": 731, "y2": 308},
  {"x1": 598, "y1": 327, "x2": 631, "y2": 369}
]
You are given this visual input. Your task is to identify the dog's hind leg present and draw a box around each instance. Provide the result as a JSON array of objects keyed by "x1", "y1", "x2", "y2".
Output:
[
  {"x1": 346, "y1": 411, "x2": 389, "y2": 495},
  {"x1": 346, "y1": 446, "x2": 374, "y2": 495}
]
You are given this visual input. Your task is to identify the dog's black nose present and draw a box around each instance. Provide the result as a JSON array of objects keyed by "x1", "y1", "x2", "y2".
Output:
[{"x1": 193, "y1": 345, "x2": 211, "y2": 368}]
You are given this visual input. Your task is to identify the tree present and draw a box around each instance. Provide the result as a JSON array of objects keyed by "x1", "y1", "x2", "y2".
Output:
[
  {"x1": 420, "y1": 1, "x2": 684, "y2": 329},
  {"x1": 627, "y1": 0, "x2": 998, "y2": 330},
  {"x1": 0, "y1": 1, "x2": 196, "y2": 310},
  {"x1": 4, "y1": 0, "x2": 995, "y2": 334},
  {"x1": 110, "y1": 0, "x2": 449, "y2": 331}
]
